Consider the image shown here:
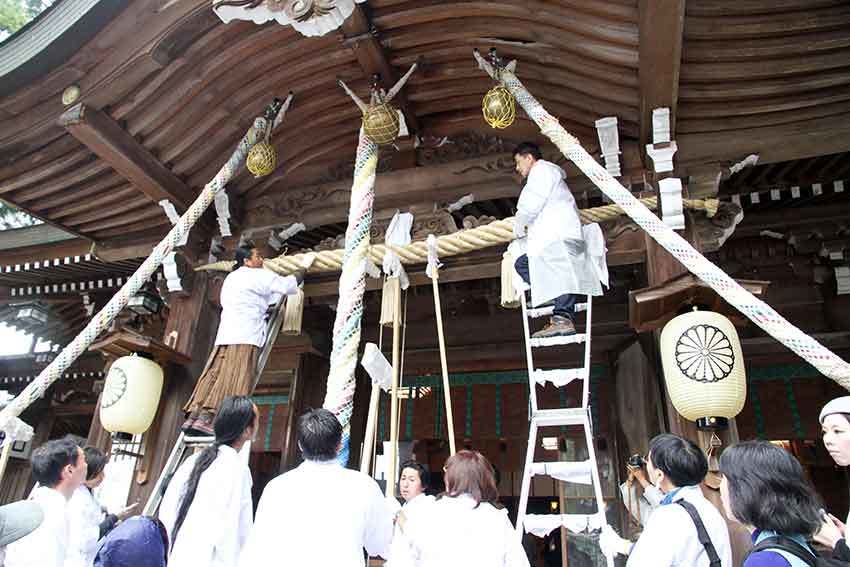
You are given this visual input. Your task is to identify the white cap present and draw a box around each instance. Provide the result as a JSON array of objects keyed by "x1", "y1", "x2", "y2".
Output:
[{"x1": 819, "y1": 396, "x2": 850, "y2": 424}]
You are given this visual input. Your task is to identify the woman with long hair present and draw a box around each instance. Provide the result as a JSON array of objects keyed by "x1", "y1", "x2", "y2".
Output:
[
  {"x1": 159, "y1": 395, "x2": 258, "y2": 567},
  {"x1": 401, "y1": 450, "x2": 529, "y2": 567},
  {"x1": 814, "y1": 396, "x2": 850, "y2": 559},
  {"x1": 67, "y1": 446, "x2": 138, "y2": 567},
  {"x1": 719, "y1": 441, "x2": 822, "y2": 566}
]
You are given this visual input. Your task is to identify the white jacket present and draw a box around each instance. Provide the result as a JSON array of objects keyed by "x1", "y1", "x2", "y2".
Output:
[
  {"x1": 65, "y1": 486, "x2": 106, "y2": 567},
  {"x1": 5, "y1": 486, "x2": 69, "y2": 567},
  {"x1": 514, "y1": 160, "x2": 603, "y2": 305}
]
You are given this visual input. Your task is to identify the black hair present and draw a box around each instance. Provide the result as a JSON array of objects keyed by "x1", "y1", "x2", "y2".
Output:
[
  {"x1": 30, "y1": 436, "x2": 80, "y2": 488},
  {"x1": 234, "y1": 241, "x2": 256, "y2": 269},
  {"x1": 648, "y1": 433, "x2": 707, "y2": 487},
  {"x1": 83, "y1": 446, "x2": 109, "y2": 481},
  {"x1": 720, "y1": 441, "x2": 822, "y2": 536},
  {"x1": 297, "y1": 408, "x2": 342, "y2": 462},
  {"x1": 399, "y1": 460, "x2": 431, "y2": 491},
  {"x1": 171, "y1": 396, "x2": 256, "y2": 549},
  {"x1": 512, "y1": 142, "x2": 543, "y2": 161}
]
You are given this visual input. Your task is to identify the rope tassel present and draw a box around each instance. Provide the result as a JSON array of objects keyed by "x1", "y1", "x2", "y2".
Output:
[{"x1": 282, "y1": 288, "x2": 304, "y2": 335}]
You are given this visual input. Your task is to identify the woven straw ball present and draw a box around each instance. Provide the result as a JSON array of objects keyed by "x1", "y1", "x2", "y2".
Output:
[
  {"x1": 246, "y1": 141, "x2": 277, "y2": 178},
  {"x1": 482, "y1": 85, "x2": 516, "y2": 129},
  {"x1": 363, "y1": 103, "x2": 400, "y2": 145}
]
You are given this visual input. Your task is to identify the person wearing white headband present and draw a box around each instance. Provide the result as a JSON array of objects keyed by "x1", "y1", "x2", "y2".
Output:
[{"x1": 813, "y1": 396, "x2": 850, "y2": 560}]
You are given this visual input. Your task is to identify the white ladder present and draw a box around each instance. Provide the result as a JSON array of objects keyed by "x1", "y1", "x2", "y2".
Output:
[
  {"x1": 515, "y1": 293, "x2": 613, "y2": 566},
  {"x1": 142, "y1": 299, "x2": 288, "y2": 516}
]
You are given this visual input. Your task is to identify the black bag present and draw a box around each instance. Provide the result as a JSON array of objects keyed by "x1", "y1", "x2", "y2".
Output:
[
  {"x1": 747, "y1": 534, "x2": 850, "y2": 567},
  {"x1": 677, "y1": 500, "x2": 722, "y2": 567}
]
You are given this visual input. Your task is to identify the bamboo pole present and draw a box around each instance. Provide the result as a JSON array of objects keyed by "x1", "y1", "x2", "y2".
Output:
[
  {"x1": 430, "y1": 271, "x2": 456, "y2": 455},
  {"x1": 386, "y1": 277, "x2": 402, "y2": 497},
  {"x1": 360, "y1": 384, "x2": 381, "y2": 474}
]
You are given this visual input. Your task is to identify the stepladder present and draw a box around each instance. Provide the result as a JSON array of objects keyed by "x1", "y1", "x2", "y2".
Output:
[
  {"x1": 142, "y1": 298, "x2": 287, "y2": 516},
  {"x1": 515, "y1": 291, "x2": 614, "y2": 567}
]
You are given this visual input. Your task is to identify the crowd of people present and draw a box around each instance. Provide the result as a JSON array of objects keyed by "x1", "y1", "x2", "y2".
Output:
[{"x1": 0, "y1": 393, "x2": 848, "y2": 567}]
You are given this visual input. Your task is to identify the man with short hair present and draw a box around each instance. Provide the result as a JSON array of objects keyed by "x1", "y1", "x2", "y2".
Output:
[
  {"x1": 239, "y1": 409, "x2": 393, "y2": 567},
  {"x1": 6, "y1": 436, "x2": 87, "y2": 567},
  {"x1": 600, "y1": 433, "x2": 732, "y2": 566},
  {"x1": 183, "y1": 242, "x2": 313, "y2": 434},
  {"x1": 511, "y1": 142, "x2": 603, "y2": 338}
]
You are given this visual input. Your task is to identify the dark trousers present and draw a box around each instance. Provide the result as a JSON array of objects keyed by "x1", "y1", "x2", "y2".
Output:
[{"x1": 514, "y1": 254, "x2": 580, "y2": 322}]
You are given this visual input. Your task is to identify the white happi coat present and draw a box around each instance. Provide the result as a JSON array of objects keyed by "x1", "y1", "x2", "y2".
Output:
[
  {"x1": 386, "y1": 493, "x2": 435, "y2": 567},
  {"x1": 159, "y1": 445, "x2": 253, "y2": 567},
  {"x1": 514, "y1": 160, "x2": 604, "y2": 306},
  {"x1": 65, "y1": 486, "x2": 106, "y2": 567},
  {"x1": 401, "y1": 494, "x2": 530, "y2": 567},
  {"x1": 238, "y1": 459, "x2": 394, "y2": 567},
  {"x1": 5, "y1": 486, "x2": 69, "y2": 567},
  {"x1": 214, "y1": 266, "x2": 299, "y2": 347}
]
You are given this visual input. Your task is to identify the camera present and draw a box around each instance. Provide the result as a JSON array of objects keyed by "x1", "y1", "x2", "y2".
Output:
[{"x1": 627, "y1": 454, "x2": 645, "y2": 468}]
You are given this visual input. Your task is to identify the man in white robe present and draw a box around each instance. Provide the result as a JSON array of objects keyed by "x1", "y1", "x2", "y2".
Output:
[
  {"x1": 511, "y1": 142, "x2": 603, "y2": 338},
  {"x1": 159, "y1": 397, "x2": 258, "y2": 567},
  {"x1": 6, "y1": 437, "x2": 87, "y2": 567},
  {"x1": 184, "y1": 242, "x2": 312, "y2": 434},
  {"x1": 239, "y1": 409, "x2": 393, "y2": 567}
]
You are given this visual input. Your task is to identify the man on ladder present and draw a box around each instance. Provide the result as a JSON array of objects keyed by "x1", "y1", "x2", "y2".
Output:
[
  {"x1": 183, "y1": 241, "x2": 312, "y2": 435},
  {"x1": 511, "y1": 141, "x2": 604, "y2": 338}
]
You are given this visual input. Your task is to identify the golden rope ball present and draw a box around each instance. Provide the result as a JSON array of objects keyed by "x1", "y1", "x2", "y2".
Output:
[
  {"x1": 482, "y1": 85, "x2": 516, "y2": 129},
  {"x1": 363, "y1": 102, "x2": 401, "y2": 145},
  {"x1": 246, "y1": 141, "x2": 277, "y2": 178}
]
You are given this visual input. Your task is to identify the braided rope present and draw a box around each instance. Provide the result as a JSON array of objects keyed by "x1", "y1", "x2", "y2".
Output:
[
  {"x1": 0, "y1": 115, "x2": 273, "y2": 434},
  {"x1": 473, "y1": 50, "x2": 850, "y2": 390},
  {"x1": 322, "y1": 129, "x2": 378, "y2": 465},
  {"x1": 196, "y1": 197, "x2": 718, "y2": 276}
]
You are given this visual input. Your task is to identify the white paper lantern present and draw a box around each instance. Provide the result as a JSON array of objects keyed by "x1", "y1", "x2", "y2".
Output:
[
  {"x1": 100, "y1": 354, "x2": 164, "y2": 435},
  {"x1": 660, "y1": 310, "x2": 746, "y2": 430}
]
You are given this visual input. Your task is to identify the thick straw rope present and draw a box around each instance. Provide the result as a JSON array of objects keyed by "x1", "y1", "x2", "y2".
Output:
[
  {"x1": 472, "y1": 49, "x2": 850, "y2": 390},
  {"x1": 0, "y1": 101, "x2": 287, "y2": 434},
  {"x1": 196, "y1": 197, "x2": 718, "y2": 275},
  {"x1": 323, "y1": 129, "x2": 378, "y2": 465}
]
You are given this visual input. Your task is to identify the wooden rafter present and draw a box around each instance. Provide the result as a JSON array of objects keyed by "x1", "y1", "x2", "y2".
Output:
[
  {"x1": 341, "y1": 5, "x2": 420, "y2": 134},
  {"x1": 638, "y1": 0, "x2": 685, "y2": 156},
  {"x1": 59, "y1": 104, "x2": 195, "y2": 212}
]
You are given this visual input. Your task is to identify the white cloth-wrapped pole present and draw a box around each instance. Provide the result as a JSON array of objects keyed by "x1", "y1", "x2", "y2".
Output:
[
  {"x1": 0, "y1": 100, "x2": 287, "y2": 435},
  {"x1": 473, "y1": 49, "x2": 850, "y2": 391}
]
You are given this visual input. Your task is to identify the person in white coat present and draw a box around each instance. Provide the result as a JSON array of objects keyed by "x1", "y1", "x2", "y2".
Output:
[
  {"x1": 387, "y1": 461, "x2": 435, "y2": 567},
  {"x1": 183, "y1": 242, "x2": 312, "y2": 434},
  {"x1": 512, "y1": 142, "x2": 603, "y2": 338},
  {"x1": 5, "y1": 436, "x2": 87, "y2": 567},
  {"x1": 159, "y1": 396, "x2": 257, "y2": 567},
  {"x1": 66, "y1": 446, "x2": 138, "y2": 567},
  {"x1": 600, "y1": 434, "x2": 732, "y2": 567},
  {"x1": 239, "y1": 409, "x2": 393, "y2": 567},
  {"x1": 400, "y1": 450, "x2": 530, "y2": 567}
]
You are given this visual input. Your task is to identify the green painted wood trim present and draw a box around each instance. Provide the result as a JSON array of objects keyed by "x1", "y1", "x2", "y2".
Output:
[
  {"x1": 405, "y1": 388, "x2": 414, "y2": 441},
  {"x1": 405, "y1": 366, "x2": 607, "y2": 388},
  {"x1": 434, "y1": 384, "x2": 443, "y2": 439},
  {"x1": 378, "y1": 393, "x2": 386, "y2": 441},
  {"x1": 782, "y1": 378, "x2": 804, "y2": 439},
  {"x1": 252, "y1": 395, "x2": 289, "y2": 406},
  {"x1": 747, "y1": 363, "x2": 822, "y2": 382},
  {"x1": 264, "y1": 404, "x2": 276, "y2": 451}
]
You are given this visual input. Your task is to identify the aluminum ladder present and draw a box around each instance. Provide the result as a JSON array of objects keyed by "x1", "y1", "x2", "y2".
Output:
[
  {"x1": 514, "y1": 293, "x2": 613, "y2": 566},
  {"x1": 142, "y1": 298, "x2": 287, "y2": 516}
]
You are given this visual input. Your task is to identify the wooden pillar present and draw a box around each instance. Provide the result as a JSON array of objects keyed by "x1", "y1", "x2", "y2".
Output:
[{"x1": 280, "y1": 352, "x2": 328, "y2": 471}]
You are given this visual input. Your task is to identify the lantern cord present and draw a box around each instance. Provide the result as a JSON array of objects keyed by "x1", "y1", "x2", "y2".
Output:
[
  {"x1": 197, "y1": 197, "x2": 718, "y2": 275},
  {"x1": 0, "y1": 98, "x2": 292, "y2": 436},
  {"x1": 472, "y1": 48, "x2": 850, "y2": 390}
]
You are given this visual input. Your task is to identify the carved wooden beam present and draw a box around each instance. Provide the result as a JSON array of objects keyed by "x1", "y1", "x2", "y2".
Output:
[
  {"x1": 59, "y1": 104, "x2": 196, "y2": 212},
  {"x1": 341, "y1": 5, "x2": 420, "y2": 134},
  {"x1": 638, "y1": 0, "x2": 685, "y2": 161}
]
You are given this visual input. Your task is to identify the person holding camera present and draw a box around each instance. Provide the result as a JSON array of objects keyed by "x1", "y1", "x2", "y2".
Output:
[
  {"x1": 601, "y1": 434, "x2": 732, "y2": 566},
  {"x1": 620, "y1": 453, "x2": 664, "y2": 528}
]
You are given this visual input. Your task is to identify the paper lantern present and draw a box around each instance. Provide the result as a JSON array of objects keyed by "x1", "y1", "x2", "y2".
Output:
[
  {"x1": 482, "y1": 85, "x2": 516, "y2": 129},
  {"x1": 363, "y1": 102, "x2": 400, "y2": 145},
  {"x1": 660, "y1": 310, "x2": 746, "y2": 430},
  {"x1": 100, "y1": 354, "x2": 164, "y2": 435},
  {"x1": 246, "y1": 141, "x2": 277, "y2": 178}
]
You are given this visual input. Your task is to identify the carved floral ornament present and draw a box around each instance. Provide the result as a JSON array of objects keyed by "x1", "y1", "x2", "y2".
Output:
[{"x1": 213, "y1": 0, "x2": 366, "y2": 37}]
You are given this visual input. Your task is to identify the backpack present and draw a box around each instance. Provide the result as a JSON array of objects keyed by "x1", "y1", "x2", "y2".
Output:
[{"x1": 747, "y1": 535, "x2": 850, "y2": 567}]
